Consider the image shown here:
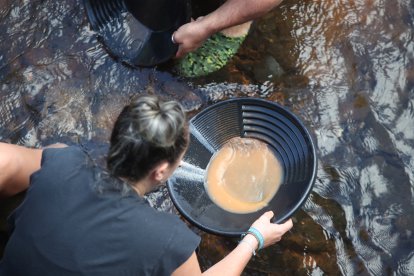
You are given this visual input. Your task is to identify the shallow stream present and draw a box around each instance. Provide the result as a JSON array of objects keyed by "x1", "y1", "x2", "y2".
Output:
[{"x1": 1, "y1": 0, "x2": 413, "y2": 275}]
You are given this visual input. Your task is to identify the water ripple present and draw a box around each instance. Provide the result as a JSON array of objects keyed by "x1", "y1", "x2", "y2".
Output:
[{"x1": 397, "y1": 251, "x2": 414, "y2": 276}]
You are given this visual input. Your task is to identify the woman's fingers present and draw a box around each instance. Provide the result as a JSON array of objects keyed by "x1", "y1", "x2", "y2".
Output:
[
  {"x1": 262, "y1": 210, "x2": 275, "y2": 220},
  {"x1": 282, "y1": 218, "x2": 293, "y2": 231},
  {"x1": 273, "y1": 218, "x2": 293, "y2": 233}
]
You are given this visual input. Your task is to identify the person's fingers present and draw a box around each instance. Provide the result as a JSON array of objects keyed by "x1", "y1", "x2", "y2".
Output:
[
  {"x1": 273, "y1": 218, "x2": 293, "y2": 233},
  {"x1": 175, "y1": 47, "x2": 185, "y2": 58},
  {"x1": 262, "y1": 210, "x2": 275, "y2": 221},
  {"x1": 172, "y1": 31, "x2": 186, "y2": 58}
]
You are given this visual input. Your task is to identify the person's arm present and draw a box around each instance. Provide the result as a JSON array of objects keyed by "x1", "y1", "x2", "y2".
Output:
[
  {"x1": 0, "y1": 142, "x2": 67, "y2": 197},
  {"x1": 172, "y1": 211, "x2": 293, "y2": 275},
  {"x1": 174, "y1": 0, "x2": 284, "y2": 57}
]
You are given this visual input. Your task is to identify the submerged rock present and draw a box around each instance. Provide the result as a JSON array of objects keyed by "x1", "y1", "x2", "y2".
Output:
[{"x1": 252, "y1": 55, "x2": 285, "y2": 83}]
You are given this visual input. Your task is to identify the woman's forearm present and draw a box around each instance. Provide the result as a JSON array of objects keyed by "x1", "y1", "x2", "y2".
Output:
[
  {"x1": 173, "y1": 213, "x2": 293, "y2": 276},
  {"x1": 0, "y1": 143, "x2": 43, "y2": 197},
  {"x1": 202, "y1": 234, "x2": 259, "y2": 275}
]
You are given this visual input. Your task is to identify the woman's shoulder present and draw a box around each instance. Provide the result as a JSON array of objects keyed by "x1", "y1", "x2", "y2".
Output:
[
  {"x1": 40, "y1": 144, "x2": 106, "y2": 171},
  {"x1": 41, "y1": 145, "x2": 86, "y2": 163},
  {"x1": 34, "y1": 145, "x2": 96, "y2": 185}
]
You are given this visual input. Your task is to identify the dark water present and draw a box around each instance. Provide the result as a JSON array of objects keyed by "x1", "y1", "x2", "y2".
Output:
[{"x1": 1, "y1": 0, "x2": 414, "y2": 275}]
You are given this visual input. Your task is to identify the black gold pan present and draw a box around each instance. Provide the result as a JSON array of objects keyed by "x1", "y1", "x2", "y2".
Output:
[
  {"x1": 83, "y1": 0, "x2": 191, "y2": 67},
  {"x1": 167, "y1": 98, "x2": 318, "y2": 237}
]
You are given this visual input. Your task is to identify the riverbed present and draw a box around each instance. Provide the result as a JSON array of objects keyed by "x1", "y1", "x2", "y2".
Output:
[{"x1": 1, "y1": 0, "x2": 413, "y2": 275}]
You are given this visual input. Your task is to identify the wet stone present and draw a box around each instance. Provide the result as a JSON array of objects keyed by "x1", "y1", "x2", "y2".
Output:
[
  {"x1": 143, "y1": 74, "x2": 203, "y2": 113},
  {"x1": 249, "y1": 55, "x2": 284, "y2": 84},
  {"x1": 21, "y1": 48, "x2": 54, "y2": 67}
]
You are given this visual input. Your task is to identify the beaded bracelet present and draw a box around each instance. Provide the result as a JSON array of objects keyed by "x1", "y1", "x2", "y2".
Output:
[{"x1": 245, "y1": 227, "x2": 265, "y2": 250}]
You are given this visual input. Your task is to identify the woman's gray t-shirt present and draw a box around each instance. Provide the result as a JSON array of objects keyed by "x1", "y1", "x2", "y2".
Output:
[{"x1": 0, "y1": 146, "x2": 200, "y2": 276}]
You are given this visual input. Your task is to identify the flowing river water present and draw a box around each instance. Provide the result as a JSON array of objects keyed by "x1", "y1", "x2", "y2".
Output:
[{"x1": 1, "y1": 0, "x2": 414, "y2": 275}]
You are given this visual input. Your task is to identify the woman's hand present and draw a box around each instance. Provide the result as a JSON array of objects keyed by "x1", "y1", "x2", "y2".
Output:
[{"x1": 249, "y1": 211, "x2": 293, "y2": 248}]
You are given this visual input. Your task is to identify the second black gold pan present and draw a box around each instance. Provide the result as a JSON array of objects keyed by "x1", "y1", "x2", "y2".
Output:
[{"x1": 83, "y1": 0, "x2": 191, "y2": 67}]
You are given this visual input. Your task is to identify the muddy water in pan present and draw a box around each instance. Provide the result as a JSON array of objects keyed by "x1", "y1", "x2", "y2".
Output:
[{"x1": 205, "y1": 137, "x2": 283, "y2": 214}]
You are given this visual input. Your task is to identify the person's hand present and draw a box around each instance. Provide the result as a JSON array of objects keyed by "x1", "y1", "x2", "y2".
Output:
[
  {"x1": 172, "y1": 17, "x2": 212, "y2": 58},
  {"x1": 249, "y1": 211, "x2": 293, "y2": 248}
]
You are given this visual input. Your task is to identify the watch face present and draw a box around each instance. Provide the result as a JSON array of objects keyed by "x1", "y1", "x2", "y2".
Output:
[{"x1": 83, "y1": 0, "x2": 190, "y2": 67}]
